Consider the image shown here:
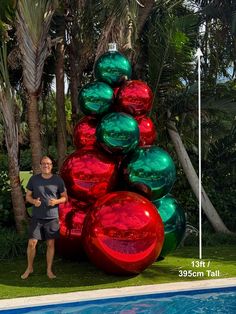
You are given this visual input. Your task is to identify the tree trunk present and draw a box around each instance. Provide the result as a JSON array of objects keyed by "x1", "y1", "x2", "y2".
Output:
[
  {"x1": 68, "y1": 40, "x2": 79, "y2": 123},
  {"x1": 56, "y1": 42, "x2": 67, "y2": 170},
  {"x1": 27, "y1": 94, "x2": 42, "y2": 174},
  {"x1": 167, "y1": 120, "x2": 233, "y2": 234},
  {"x1": 137, "y1": 0, "x2": 155, "y2": 35},
  {"x1": 8, "y1": 155, "x2": 27, "y2": 234},
  {"x1": 1, "y1": 95, "x2": 27, "y2": 234}
]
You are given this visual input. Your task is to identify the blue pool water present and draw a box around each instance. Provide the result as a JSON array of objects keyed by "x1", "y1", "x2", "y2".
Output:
[{"x1": 0, "y1": 286, "x2": 235, "y2": 314}]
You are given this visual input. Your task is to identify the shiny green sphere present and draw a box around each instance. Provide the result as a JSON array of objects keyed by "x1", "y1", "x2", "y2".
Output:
[
  {"x1": 94, "y1": 51, "x2": 132, "y2": 86},
  {"x1": 78, "y1": 81, "x2": 114, "y2": 116},
  {"x1": 153, "y1": 195, "x2": 186, "y2": 257},
  {"x1": 96, "y1": 112, "x2": 140, "y2": 154},
  {"x1": 123, "y1": 146, "x2": 176, "y2": 200}
]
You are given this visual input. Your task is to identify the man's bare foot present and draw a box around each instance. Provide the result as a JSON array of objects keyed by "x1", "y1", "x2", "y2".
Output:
[
  {"x1": 21, "y1": 269, "x2": 33, "y2": 279},
  {"x1": 47, "y1": 271, "x2": 56, "y2": 279}
]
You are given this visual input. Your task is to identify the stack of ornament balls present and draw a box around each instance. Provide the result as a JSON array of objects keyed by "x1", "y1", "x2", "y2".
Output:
[{"x1": 58, "y1": 45, "x2": 186, "y2": 275}]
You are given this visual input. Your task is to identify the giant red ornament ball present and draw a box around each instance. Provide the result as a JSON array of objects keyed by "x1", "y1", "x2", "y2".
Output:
[
  {"x1": 82, "y1": 191, "x2": 164, "y2": 275},
  {"x1": 135, "y1": 116, "x2": 157, "y2": 146},
  {"x1": 117, "y1": 80, "x2": 153, "y2": 116},
  {"x1": 56, "y1": 198, "x2": 88, "y2": 259},
  {"x1": 73, "y1": 116, "x2": 98, "y2": 149},
  {"x1": 60, "y1": 147, "x2": 118, "y2": 205}
]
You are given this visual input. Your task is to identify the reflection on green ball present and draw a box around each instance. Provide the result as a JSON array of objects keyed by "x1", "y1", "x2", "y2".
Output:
[
  {"x1": 94, "y1": 51, "x2": 132, "y2": 86},
  {"x1": 96, "y1": 112, "x2": 139, "y2": 154},
  {"x1": 78, "y1": 81, "x2": 114, "y2": 116},
  {"x1": 153, "y1": 195, "x2": 186, "y2": 257},
  {"x1": 123, "y1": 146, "x2": 176, "y2": 200}
]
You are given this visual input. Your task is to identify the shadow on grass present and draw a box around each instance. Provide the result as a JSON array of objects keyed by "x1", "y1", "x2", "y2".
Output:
[{"x1": 0, "y1": 256, "x2": 184, "y2": 291}]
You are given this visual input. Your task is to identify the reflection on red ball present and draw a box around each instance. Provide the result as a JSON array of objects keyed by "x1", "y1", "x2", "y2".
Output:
[
  {"x1": 82, "y1": 191, "x2": 164, "y2": 275},
  {"x1": 117, "y1": 80, "x2": 153, "y2": 116},
  {"x1": 56, "y1": 199, "x2": 88, "y2": 259},
  {"x1": 59, "y1": 200, "x2": 87, "y2": 238},
  {"x1": 60, "y1": 147, "x2": 118, "y2": 205},
  {"x1": 135, "y1": 116, "x2": 157, "y2": 146},
  {"x1": 113, "y1": 87, "x2": 120, "y2": 98},
  {"x1": 73, "y1": 116, "x2": 98, "y2": 149}
]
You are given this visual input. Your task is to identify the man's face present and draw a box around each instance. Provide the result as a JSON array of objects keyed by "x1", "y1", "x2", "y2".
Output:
[{"x1": 40, "y1": 158, "x2": 53, "y2": 174}]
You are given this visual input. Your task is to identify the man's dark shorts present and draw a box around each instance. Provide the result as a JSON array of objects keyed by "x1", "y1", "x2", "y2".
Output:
[{"x1": 29, "y1": 218, "x2": 60, "y2": 240}]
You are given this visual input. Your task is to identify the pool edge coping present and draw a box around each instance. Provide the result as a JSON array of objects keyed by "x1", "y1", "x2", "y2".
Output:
[{"x1": 0, "y1": 277, "x2": 236, "y2": 310}]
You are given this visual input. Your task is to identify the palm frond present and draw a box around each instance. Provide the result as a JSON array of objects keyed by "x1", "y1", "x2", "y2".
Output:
[
  {"x1": 95, "y1": 0, "x2": 139, "y2": 59},
  {"x1": 16, "y1": 0, "x2": 58, "y2": 94},
  {"x1": 145, "y1": 5, "x2": 199, "y2": 103},
  {"x1": 0, "y1": 43, "x2": 18, "y2": 152}
]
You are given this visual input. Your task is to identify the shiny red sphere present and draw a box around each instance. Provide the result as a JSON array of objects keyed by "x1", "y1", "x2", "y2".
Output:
[
  {"x1": 56, "y1": 198, "x2": 88, "y2": 259},
  {"x1": 73, "y1": 116, "x2": 98, "y2": 149},
  {"x1": 135, "y1": 116, "x2": 157, "y2": 146},
  {"x1": 117, "y1": 80, "x2": 153, "y2": 116},
  {"x1": 82, "y1": 191, "x2": 164, "y2": 275},
  {"x1": 60, "y1": 147, "x2": 118, "y2": 205}
]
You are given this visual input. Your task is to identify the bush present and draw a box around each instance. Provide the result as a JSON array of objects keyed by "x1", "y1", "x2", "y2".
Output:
[
  {"x1": 0, "y1": 153, "x2": 8, "y2": 172},
  {"x1": 19, "y1": 149, "x2": 32, "y2": 171},
  {"x1": 0, "y1": 171, "x2": 14, "y2": 227},
  {"x1": 0, "y1": 228, "x2": 27, "y2": 260},
  {"x1": 0, "y1": 228, "x2": 46, "y2": 260},
  {"x1": 183, "y1": 229, "x2": 236, "y2": 247}
]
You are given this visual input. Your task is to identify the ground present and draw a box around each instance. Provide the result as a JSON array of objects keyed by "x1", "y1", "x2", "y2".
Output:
[{"x1": 0, "y1": 245, "x2": 235, "y2": 299}]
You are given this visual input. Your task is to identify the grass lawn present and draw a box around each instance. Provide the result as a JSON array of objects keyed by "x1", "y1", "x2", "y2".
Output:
[{"x1": 0, "y1": 245, "x2": 235, "y2": 299}]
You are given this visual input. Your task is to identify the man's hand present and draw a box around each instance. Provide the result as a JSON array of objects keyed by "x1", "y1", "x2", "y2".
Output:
[
  {"x1": 48, "y1": 198, "x2": 58, "y2": 206},
  {"x1": 34, "y1": 198, "x2": 41, "y2": 207}
]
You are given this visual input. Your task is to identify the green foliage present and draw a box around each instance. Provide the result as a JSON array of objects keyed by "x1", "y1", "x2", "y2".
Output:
[
  {"x1": 183, "y1": 230, "x2": 236, "y2": 247},
  {"x1": 0, "y1": 153, "x2": 8, "y2": 171},
  {"x1": 172, "y1": 167, "x2": 199, "y2": 226},
  {"x1": 0, "y1": 228, "x2": 27, "y2": 260},
  {"x1": 143, "y1": 3, "x2": 198, "y2": 101},
  {"x1": 19, "y1": 149, "x2": 32, "y2": 170},
  {"x1": 0, "y1": 227, "x2": 46, "y2": 260},
  {"x1": 0, "y1": 171, "x2": 14, "y2": 228},
  {"x1": 0, "y1": 0, "x2": 16, "y2": 37},
  {"x1": 40, "y1": 93, "x2": 73, "y2": 150}
]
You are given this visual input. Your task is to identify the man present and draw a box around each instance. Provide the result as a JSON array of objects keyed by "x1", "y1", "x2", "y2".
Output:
[{"x1": 21, "y1": 156, "x2": 67, "y2": 279}]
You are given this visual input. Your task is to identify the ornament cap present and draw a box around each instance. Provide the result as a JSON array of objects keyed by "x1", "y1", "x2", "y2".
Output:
[{"x1": 108, "y1": 43, "x2": 117, "y2": 52}]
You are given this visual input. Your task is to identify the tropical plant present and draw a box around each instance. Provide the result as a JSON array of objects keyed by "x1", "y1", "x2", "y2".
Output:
[
  {"x1": 15, "y1": 0, "x2": 58, "y2": 173},
  {"x1": 0, "y1": 43, "x2": 27, "y2": 233}
]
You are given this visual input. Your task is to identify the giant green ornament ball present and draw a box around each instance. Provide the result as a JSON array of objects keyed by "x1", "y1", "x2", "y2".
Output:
[
  {"x1": 153, "y1": 195, "x2": 186, "y2": 257},
  {"x1": 78, "y1": 81, "x2": 114, "y2": 116},
  {"x1": 122, "y1": 146, "x2": 176, "y2": 200},
  {"x1": 96, "y1": 112, "x2": 140, "y2": 154},
  {"x1": 94, "y1": 51, "x2": 132, "y2": 86}
]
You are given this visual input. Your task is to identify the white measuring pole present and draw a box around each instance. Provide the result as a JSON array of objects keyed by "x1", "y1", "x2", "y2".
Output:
[{"x1": 196, "y1": 48, "x2": 203, "y2": 259}]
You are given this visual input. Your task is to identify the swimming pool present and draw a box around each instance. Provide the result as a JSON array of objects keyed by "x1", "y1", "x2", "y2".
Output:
[{"x1": 0, "y1": 286, "x2": 235, "y2": 314}]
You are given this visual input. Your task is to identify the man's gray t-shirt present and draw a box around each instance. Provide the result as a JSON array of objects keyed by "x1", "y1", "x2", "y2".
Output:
[{"x1": 26, "y1": 174, "x2": 66, "y2": 219}]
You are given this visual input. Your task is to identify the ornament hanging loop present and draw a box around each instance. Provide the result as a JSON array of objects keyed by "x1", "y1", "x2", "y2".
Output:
[{"x1": 108, "y1": 43, "x2": 117, "y2": 52}]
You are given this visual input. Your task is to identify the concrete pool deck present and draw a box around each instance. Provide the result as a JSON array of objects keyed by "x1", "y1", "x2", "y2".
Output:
[{"x1": 0, "y1": 277, "x2": 236, "y2": 311}]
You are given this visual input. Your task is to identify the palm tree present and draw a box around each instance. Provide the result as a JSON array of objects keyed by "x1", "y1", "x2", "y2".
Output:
[
  {"x1": 51, "y1": 8, "x2": 67, "y2": 169},
  {"x1": 135, "y1": 0, "x2": 233, "y2": 233},
  {"x1": 65, "y1": 0, "x2": 95, "y2": 121},
  {"x1": 0, "y1": 43, "x2": 27, "y2": 234},
  {"x1": 15, "y1": 0, "x2": 57, "y2": 173}
]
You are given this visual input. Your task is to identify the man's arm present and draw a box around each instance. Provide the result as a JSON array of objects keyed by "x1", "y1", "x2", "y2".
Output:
[
  {"x1": 48, "y1": 191, "x2": 68, "y2": 206},
  {"x1": 26, "y1": 189, "x2": 41, "y2": 207}
]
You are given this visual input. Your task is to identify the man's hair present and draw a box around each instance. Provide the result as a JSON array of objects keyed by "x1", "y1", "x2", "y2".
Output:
[{"x1": 40, "y1": 156, "x2": 54, "y2": 165}]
